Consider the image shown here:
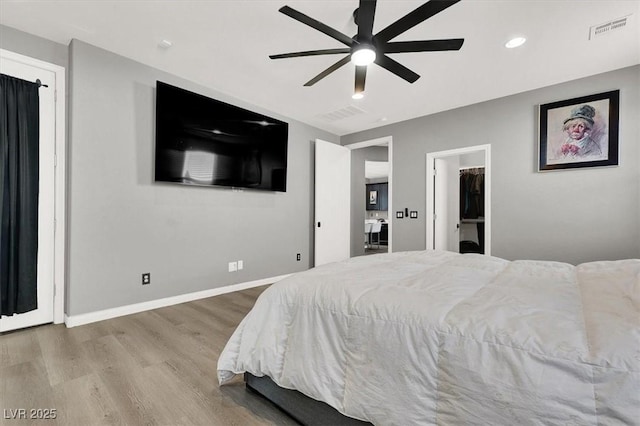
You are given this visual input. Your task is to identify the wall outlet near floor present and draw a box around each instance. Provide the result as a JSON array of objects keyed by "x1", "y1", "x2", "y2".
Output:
[
  {"x1": 237, "y1": 260, "x2": 244, "y2": 270},
  {"x1": 142, "y1": 273, "x2": 151, "y2": 285},
  {"x1": 228, "y1": 261, "x2": 238, "y2": 272},
  {"x1": 296, "y1": 253, "x2": 301, "y2": 261}
]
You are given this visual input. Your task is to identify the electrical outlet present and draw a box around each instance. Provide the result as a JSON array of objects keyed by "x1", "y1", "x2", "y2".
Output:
[
  {"x1": 142, "y1": 273, "x2": 151, "y2": 285},
  {"x1": 237, "y1": 260, "x2": 244, "y2": 270},
  {"x1": 296, "y1": 253, "x2": 301, "y2": 261},
  {"x1": 228, "y1": 261, "x2": 237, "y2": 272}
]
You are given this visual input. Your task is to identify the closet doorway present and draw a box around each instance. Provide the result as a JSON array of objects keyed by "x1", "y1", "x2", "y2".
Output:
[{"x1": 425, "y1": 144, "x2": 491, "y2": 255}]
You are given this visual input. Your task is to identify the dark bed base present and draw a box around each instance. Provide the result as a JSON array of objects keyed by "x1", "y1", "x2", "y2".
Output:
[{"x1": 245, "y1": 373, "x2": 372, "y2": 426}]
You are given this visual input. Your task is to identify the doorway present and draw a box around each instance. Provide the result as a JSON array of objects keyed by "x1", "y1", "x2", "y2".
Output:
[
  {"x1": 0, "y1": 49, "x2": 66, "y2": 332},
  {"x1": 426, "y1": 144, "x2": 491, "y2": 255},
  {"x1": 346, "y1": 136, "x2": 393, "y2": 257},
  {"x1": 313, "y1": 136, "x2": 393, "y2": 266},
  {"x1": 364, "y1": 160, "x2": 389, "y2": 255}
]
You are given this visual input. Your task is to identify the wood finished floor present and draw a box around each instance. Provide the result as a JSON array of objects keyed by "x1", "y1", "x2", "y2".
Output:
[{"x1": 0, "y1": 285, "x2": 299, "y2": 426}]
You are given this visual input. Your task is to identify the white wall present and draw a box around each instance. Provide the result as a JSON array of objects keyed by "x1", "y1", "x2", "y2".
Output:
[{"x1": 342, "y1": 66, "x2": 640, "y2": 264}]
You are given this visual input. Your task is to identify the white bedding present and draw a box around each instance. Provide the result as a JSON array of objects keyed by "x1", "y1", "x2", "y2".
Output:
[{"x1": 217, "y1": 250, "x2": 640, "y2": 425}]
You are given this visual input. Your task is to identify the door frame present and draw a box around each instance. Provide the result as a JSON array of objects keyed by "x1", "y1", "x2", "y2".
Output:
[
  {"x1": 426, "y1": 144, "x2": 491, "y2": 255},
  {"x1": 1, "y1": 49, "x2": 66, "y2": 325},
  {"x1": 345, "y1": 136, "x2": 393, "y2": 254}
]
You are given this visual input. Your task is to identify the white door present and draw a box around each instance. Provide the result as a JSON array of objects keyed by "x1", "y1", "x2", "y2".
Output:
[
  {"x1": 315, "y1": 139, "x2": 350, "y2": 266},
  {"x1": 0, "y1": 54, "x2": 56, "y2": 332},
  {"x1": 433, "y1": 157, "x2": 460, "y2": 251}
]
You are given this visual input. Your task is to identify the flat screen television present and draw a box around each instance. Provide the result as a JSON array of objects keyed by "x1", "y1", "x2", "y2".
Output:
[{"x1": 154, "y1": 81, "x2": 288, "y2": 192}]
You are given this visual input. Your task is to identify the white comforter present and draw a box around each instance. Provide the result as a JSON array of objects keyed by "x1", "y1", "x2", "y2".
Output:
[{"x1": 217, "y1": 251, "x2": 640, "y2": 425}]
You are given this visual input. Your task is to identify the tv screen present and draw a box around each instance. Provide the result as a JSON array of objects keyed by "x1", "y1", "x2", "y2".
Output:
[{"x1": 154, "y1": 81, "x2": 288, "y2": 192}]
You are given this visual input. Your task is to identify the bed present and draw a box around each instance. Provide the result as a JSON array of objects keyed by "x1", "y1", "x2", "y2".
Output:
[{"x1": 217, "y1": 250, "x2": 640, "y2": 425}]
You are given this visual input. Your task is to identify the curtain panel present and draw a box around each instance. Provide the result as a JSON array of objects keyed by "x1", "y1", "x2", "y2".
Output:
[{"x1": 0, "y1": 73, "x2": 40, "y2": 316}]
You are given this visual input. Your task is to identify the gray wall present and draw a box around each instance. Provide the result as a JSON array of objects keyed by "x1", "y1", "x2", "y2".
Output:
[
  {"x1": 342, "y1": 66, "x2": 640, "y2": 265},
  {"x1": 65, "y1": 40, "x2": 339, "y2": 315},
  {"x1": 350, "y1": 146, "x2": 388, "y2": 256},
  {"x1": 1, "y1": 26, "x2": 340, "y2": 316},
  {"x1": 0, "y1": 25, "x2": 67, "y2": 68}
]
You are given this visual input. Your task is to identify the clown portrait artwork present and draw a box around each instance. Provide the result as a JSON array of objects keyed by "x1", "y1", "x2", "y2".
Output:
[
  {"x1": 559, "y1": 104, "x2": 602, "y2": 159},
  {"x1": 538, "y1": 90, "x2": 619, "y2": 171}
]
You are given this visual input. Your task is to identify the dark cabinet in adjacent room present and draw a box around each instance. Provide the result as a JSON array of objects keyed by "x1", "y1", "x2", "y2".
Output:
[
  {"x1": 380, "y1": 223, "x2": 388, "y2": 245},
  {"x1": 366, "y1": 183, "x2": 388, "y2": 211}
]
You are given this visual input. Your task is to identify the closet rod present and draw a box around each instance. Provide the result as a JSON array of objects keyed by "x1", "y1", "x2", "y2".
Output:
[{"x1": 459, "y1": 166, "x2": 484, "y2": 175}]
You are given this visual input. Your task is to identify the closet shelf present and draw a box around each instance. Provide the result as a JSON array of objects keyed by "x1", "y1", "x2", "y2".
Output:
[{"x1": 461, "y1": 218, "x2": 485, "y2": 223}]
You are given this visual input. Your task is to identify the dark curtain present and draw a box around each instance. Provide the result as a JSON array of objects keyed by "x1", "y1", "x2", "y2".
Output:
[{"x1": 0, "y1": 73, "x2": 40, "y2": 316}]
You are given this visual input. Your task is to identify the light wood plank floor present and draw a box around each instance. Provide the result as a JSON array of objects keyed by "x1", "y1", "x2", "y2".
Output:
[{"x1": 0, "y1": 285, "x2": 299, "y2": 426}]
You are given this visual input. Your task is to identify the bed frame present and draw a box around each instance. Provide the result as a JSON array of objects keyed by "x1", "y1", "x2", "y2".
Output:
[{"x1": 245, "y1": 373, "x2": 372, "y2": 425}]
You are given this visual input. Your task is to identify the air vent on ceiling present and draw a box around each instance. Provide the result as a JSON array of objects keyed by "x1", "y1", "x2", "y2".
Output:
[
  {"x1": 318, "y1": 105, "x2": 366, "y2": 122},
  {"x1": 589, "y1": 15, "x2": 630, "y2": 39}
]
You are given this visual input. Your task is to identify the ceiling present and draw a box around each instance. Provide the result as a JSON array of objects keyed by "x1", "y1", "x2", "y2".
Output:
[{"x1": 1, "y1": 1, "x2": 638, "y2": 136}]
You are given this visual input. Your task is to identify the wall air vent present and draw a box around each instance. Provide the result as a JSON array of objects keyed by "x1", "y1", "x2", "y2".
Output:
[
  {"x1": 589, "y1": 15, "x2": 630, "y2": 39},
  {"x1": 318, "y1": 105, "x2": 366, "y2": 122}
]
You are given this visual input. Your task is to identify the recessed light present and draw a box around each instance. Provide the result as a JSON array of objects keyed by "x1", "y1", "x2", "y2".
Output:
[
  {"x1": 505, "y1": 37, "x2": 526, "y2": 49},
  {"x1": 352, "y1": 92, "x2": 364, "y2": 100},
  {"x1": 158, "y1": 39, "x2": 173, "y2": 49}
]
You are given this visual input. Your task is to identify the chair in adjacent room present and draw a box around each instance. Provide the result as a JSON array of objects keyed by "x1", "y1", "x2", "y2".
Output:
[
  {"x1": 365, "y1": 222, "x2": 373, "y2": 250},
  {"x1": 370, "y1": 222, "x2": 382, "y2": 249}
]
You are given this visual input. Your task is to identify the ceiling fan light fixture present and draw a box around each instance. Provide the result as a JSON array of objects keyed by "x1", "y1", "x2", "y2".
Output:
[
  {"x1": 351, "y1": 45, "x2": 376, "y2": 66},
  {"x1": 271, "y1": 1, "x2": 465, "y2": 92}
]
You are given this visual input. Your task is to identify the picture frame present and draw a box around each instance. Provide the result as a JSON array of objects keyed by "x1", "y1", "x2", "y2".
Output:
[
  {"x1": 538, "y1": 90, "x2": 619, "y2": 171},
  {"x1": 369, "y1": 190, "x2": 377, "y2": 205}
]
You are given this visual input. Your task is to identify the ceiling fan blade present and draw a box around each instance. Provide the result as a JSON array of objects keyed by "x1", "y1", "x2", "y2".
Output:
[
  {"x1": 382, "y1": 39, "x2": 464, "y2": 53},
  {"x1": 356, "y1": 0, "x2": 377, "y2": 43},
  {"x1": 375, "y1": 0, "x2": 461, "y2": 43},
  {"x1": 355, "y1": 65, "x2": 367, "y2": 93},
  {"x1": 270, "y1": 48, "x2": 351, "y2": 60},
  {"x1": 375, "y1": 54, "x2": 420, "y2": 83},
  {"x1": 304, "y1": 56, "x2": 351, "y2": 86},
  {"x1": 279, "y1": 6, "x2": 354, "y2": 47}
]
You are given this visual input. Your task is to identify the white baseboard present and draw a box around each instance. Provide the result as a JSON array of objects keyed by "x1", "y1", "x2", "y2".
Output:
[{"x1": 64, "y1": 274, "x2": 292, "y2": 328}]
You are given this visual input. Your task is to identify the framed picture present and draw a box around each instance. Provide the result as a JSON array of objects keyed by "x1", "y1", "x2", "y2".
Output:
[
  {"x1": 369, "y1": 190, "x2": 377, "y2": 205},
  {"x1": 538, "y1": 90, "x2": 619, "y2": 171}
]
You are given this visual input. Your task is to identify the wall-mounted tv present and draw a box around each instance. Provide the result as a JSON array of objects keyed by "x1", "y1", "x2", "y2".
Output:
[{"x1": 155, "y1": 81, "x2": 288, "y2": 192}]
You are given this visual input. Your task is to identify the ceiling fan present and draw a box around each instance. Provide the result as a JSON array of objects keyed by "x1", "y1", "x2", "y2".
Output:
[{"x1": 269, "y1": 0, "x2": 465, "y2": 97}]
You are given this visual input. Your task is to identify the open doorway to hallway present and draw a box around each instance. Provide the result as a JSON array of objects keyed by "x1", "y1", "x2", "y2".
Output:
[
  {"x1": 364, "y1": 160, "x2": 389, "y2": 255},
  {"x1": 346, "y1": 136, "x2": 393, "y2": 258}
]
